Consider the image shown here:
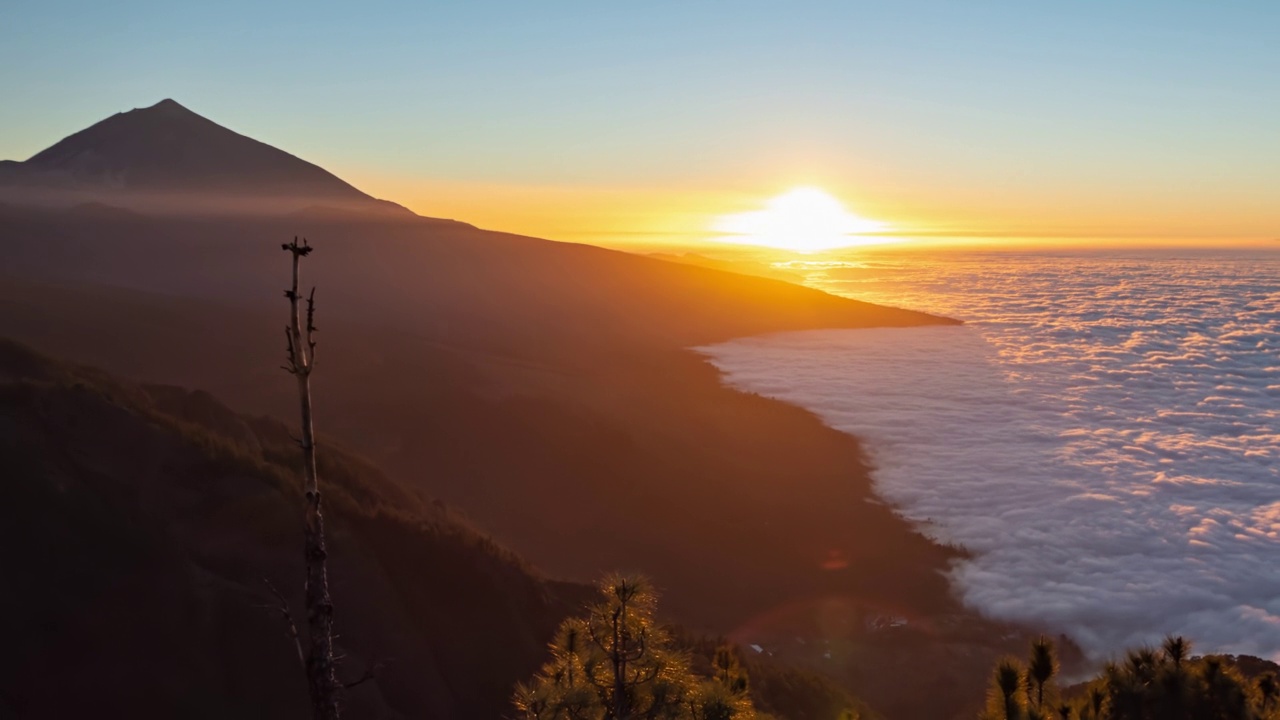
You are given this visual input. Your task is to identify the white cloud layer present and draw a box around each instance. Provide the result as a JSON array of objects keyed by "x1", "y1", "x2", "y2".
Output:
[{"x1": 699, "y1": 250, "x2": 1280, "y2": 660}]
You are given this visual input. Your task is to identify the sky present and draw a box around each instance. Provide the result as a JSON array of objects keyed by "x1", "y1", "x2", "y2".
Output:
[{"x1": 2, "y1": 1, "x2": 1278, "y2": 248}]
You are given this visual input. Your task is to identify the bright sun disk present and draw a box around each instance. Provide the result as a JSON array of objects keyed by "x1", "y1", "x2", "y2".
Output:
[{"x1": 712, "y1": 187, "x2": 888, "y2": 253}]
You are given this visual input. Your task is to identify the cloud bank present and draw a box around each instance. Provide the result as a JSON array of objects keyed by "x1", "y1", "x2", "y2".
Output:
[{"x1": 699, "y1": 250, "x2": 1280, "y2": 659}]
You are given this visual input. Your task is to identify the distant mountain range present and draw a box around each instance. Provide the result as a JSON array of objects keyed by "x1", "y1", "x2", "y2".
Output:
[{"x1": 0, "y1": 99, "x2": 407, "y2": 215}]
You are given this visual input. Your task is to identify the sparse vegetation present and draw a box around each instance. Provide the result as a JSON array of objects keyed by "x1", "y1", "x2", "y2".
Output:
[
  {"x1": 514, "y1": 575, "x2": 764, "y2": 720},
  {"x1": 982, "y1": 635, "x2": 1280, "y2": 720}
]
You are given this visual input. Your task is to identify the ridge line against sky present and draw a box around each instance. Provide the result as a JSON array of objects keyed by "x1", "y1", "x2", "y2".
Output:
[{"x1": 2, "y1": 1, "x2": 1278, "y2": 247}]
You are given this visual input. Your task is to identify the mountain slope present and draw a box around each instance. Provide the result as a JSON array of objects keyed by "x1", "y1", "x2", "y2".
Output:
[
  {"x1": 0, "y1": 99, "x2": 955, "y2": 353},
  {"x1": 0, "y1": 100, "x2": 407, "y2": 214},
  {"x1": 0, "y1": 338, "x2": 581, "y2": 719},
  {"x1": 0, "y1": 277, "x2": 964, "y2": 631},
  {"x1": 0, "y1": 202, "x2": 955, "y2": 360}
]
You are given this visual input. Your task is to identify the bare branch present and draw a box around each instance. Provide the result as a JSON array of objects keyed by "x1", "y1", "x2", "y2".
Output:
[
  {"x1": 282, "y1": 236, "x2": 313, "y2": 257},
  {"x1": 306, "y1": 287, "x2": 318, "y2": 364},
  {"x1": 631, "y1": 664, "x2": 659, "y2": 685},
  {"x1": 342, "y1": 660, "x2": 386, "y2": 690},
  {"x1": 284, "y1": 327, "x2": 298, "y2": 371},
  {"x1": 307, "y1": 287, "x2": 318, "y2": 335},
  {"x1": 262, "y1": 578, "x2": 306, "y2": 674},
  {"x1": 622, "y1": 627, "x2": 647, "y2": 662},
  {"x1": 587, "y1": 621, "x2": 610, "y2": 654}
]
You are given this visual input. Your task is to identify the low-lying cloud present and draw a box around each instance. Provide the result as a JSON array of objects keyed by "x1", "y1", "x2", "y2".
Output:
[{"x1": 699, "y1": 250, "x2": 1280, "y2": 660}]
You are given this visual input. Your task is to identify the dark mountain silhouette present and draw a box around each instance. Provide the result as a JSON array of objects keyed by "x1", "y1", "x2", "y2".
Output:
[
  {"x1": 0, "y1": 201, "x2": 954, "y2": 359},
  {"x1": 0, "y1": 98, "x2": 956, "y2": 349},
  {"x1": 0, "y1": 99, "x2": 408, "y2": 215}
]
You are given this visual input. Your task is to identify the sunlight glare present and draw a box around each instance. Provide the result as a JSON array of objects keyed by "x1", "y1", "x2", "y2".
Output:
[{"x1": 712, "y1": 187, "x2": 889, "y2": 253}]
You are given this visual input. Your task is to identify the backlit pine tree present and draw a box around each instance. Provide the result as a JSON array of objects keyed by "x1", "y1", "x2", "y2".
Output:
[
  {"x1": 983, "y1": 634, "x2": 1280, "y2": 720},
  {"x1": 514, "y1": 574, "x2": 761, "y2": 720}
]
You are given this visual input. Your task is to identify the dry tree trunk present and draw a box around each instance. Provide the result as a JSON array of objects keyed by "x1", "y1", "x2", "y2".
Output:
[{"x1": 282, "y1": 237, "x2": 341, "y2": 720}]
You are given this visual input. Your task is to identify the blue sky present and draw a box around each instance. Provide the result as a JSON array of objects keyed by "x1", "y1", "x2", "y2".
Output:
[{"x1": 2, "y1": 1, "x2": 1278, "y2": 241}]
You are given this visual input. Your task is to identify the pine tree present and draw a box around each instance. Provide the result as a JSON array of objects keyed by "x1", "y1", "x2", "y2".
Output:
[
  {"x1": 982, "y1": 658, "x2": 1027, "y2": 720},
  {"x1": 986, "y1": 634, "x2": 1279, "y2": 720},
  {"x1": 514, "y1": 575, "x2": 760, "y2": 720},
  {"x1": 1258, "y1": 673, "x2": 1278, "y2": 716},
  {"x1": 1027, "y1": 636, "x2": 1059, "y2": 711}
]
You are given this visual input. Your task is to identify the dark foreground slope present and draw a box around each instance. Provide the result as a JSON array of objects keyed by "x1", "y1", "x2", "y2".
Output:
[
  {"x1": 0, "y1": 277, "x2": 960, "y2": 629},
  {"x1": 0, "y1": 339, "x2": 580, "y2": 719},
  {"x1": 0, "y1": 340, "x2": 912, "y2": 720},
  {"x1": 0, "y1": 281, "x2": 1029, "y2": 719}
]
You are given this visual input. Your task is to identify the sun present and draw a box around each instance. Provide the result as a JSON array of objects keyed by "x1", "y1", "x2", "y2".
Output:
[{"x1": 712, "y1": 187, "x2": 889, "y2": 253}]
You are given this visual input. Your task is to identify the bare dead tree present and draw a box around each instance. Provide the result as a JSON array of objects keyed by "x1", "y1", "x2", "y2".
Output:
[
  {"x1": 282, "y1": 237, "x2": 341, "y2": 720},
  {"x1": 260, "y1": 577, "x2": 306, "y2": 673}
]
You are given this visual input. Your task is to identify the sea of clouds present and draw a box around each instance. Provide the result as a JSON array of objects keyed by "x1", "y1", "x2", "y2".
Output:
[{"x1": 698, "y1": 249, "x2": 1280, "y2": 659}]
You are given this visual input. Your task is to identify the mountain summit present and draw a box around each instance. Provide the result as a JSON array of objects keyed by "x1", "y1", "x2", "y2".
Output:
[{"x1": 0, "y1": 99, "x2": 407, "y2": 215}]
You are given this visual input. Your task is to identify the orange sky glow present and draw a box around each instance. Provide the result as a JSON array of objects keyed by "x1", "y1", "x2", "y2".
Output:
[
  {"x1": 5, "y1": 3, "x2": 1278, "y2": 256},
  {"x1": 349, "y1": 170, "x2": 1279, "y2": 255}
]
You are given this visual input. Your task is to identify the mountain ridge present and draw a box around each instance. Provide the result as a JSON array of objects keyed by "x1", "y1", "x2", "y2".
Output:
[{"x1": 0, "y1": 99, "x2": 410, "y2": 216}]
